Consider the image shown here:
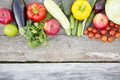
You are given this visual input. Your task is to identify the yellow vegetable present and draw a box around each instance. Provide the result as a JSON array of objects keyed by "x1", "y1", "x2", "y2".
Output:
[{"x1": 71, "y1": 0, "x2": 92, "y2": 20}]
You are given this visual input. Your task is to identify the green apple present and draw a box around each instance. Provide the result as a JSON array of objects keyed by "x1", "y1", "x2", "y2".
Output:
[{"x1": 4, "y1": 24, "x2": 18, "y2": 36}]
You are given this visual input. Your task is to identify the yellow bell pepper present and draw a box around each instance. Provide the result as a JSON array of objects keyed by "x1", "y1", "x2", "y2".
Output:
[{"x1": 71, "y1": 0, "x2": 92, "y2": 20}]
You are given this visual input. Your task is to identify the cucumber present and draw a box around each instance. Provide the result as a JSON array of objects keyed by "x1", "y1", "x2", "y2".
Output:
[
  {"x1": 69, "y1": 15, "x2": 75, "y2": 29},
  {"x1": 77, "y1": 22, "x2": 83, "y2": 37},
  {"x1": 61, "y1": 0, "x2": 74, "y2": 16},
  {"x1": 72, "y1": 20, "x2": 78, "y2": 36}
]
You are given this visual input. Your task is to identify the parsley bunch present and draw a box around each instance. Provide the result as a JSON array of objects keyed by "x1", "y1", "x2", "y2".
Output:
[{"x1": 21, "y1": 12, "x2": 52, "y2": 48}]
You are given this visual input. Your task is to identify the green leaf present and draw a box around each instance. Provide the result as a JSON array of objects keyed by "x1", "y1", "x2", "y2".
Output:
[
  {"x1": 88, "y1": 0, "x2": 97, "y2": 8},
  {"x1": 22, "y1": 13, "x2": 52, "y2": 48}
]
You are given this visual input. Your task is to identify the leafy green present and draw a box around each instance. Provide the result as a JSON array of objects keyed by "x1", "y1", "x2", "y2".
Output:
[
  {"x1": 105, "y1": 0, "x2": 120, "y2": 25},
  {"x1": 85, "y1": 11, "x2": 95, "y2": 29},
  {"x1": 88, "y1": 0, "x2": 97, "y2": 8},
  {"x1": 21, "y1": 12, "x2": 52, "y2": 48},
  {"x1": 23, "y1": 20, "x2": 47, "y2": 48}
]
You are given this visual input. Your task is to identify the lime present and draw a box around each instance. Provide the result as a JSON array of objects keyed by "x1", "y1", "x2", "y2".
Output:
[{"x1": 4, "y1": 24, "x2": 18, "y2": 36}]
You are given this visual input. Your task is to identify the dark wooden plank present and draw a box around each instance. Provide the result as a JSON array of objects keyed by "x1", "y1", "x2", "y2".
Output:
[{"x1": 0, "y1": 63, "x2": 120, "y2": 80}]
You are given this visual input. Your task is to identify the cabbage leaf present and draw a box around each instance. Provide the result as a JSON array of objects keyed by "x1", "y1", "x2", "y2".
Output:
[{"x1": 105, "y1": 0, "x2": 120, "y2": 24}]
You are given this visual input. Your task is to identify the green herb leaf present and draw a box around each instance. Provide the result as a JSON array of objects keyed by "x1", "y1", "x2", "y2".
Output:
[{"x1": 21, "y1": 12, "x2": 53, "y2": 48}]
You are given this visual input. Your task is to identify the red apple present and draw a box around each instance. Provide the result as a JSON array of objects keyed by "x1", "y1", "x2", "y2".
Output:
[
  {"x1": 44, "y1": 19, "x2": 60, "y2": 35},
  {"x1": 93, "y1": 13, "x2": 108, "y2": 29},
  {"x1": 0, "y1": 8, "x2": 13, "y2": 24}
]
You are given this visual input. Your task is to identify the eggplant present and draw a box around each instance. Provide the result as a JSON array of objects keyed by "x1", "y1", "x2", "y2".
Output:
[
  {"x1": 12, "y1": 0, "x2": 26, "y2": 29},
  {"x1": 94, "y1": 0, "x2": 106, "y2": 13}
]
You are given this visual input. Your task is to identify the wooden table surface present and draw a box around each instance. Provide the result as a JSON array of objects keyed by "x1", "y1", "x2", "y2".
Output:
[
  {"x1": 0, "y1": 0, "x2": 120, "y2": 62},
  {"x1": 0, "y1": 0, "x2": 120, "y2": 80},
  {"x1": 0, "y1": 63, "x2": 120, "y2": 80}
]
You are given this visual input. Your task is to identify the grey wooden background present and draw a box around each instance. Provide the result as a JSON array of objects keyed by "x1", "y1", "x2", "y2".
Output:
[
  {"x1": 0, "y1": 63, "x2": 120, "y2": 80},
  {"x1": 0, "y1": 0, "x2": 120, "y2": 62}
]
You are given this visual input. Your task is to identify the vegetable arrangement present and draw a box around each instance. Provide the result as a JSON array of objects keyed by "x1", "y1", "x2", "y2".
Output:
[
  {"x1": 84, "y1": 0, "x2": 120, "y2": 42},
  {"x1": 0, "y1": 0, "x2": 120, "y2": 48}
]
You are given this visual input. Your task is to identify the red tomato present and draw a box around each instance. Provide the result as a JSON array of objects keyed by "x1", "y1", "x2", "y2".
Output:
[
  {"x1": 115, "y1": 32, "x2": 120, "y2": 38},
  {"x1": 101, "y1": 30, "x2": 107, "y2": 35},
  {"x1": 92, "y1": 28, "x2": 97, "y2": 34},
  {"x1": 95, "y1": 33, "x2": 101, "y2": 39},
  {"x1": 84, "y1": 30, "x2": 89, "y2": 35},
  {"x1": 118, "y1": 29, "x2": 120, "y2": 33},
  {"x1": 101, "y1": 36, "x2": 108, "y2": 42},
  {"x1": 108, "y1": 37, "x2": 114, "y2": 42},
  {"x1": 109, "y1": 30, "x2": 116, "y2": 36},
  {"x1": 87, "y1": 27, "x2": 93, "y2": 32},
  {"x1": 106, "y1": 26, "x2": 111, "y2": 31},
  {"x1": 114, "y1": 24, "x2": 119, "y2": 28},
  {"x1": 109, "y1": 21, "x2": 114, "y2": 27},
  {"x1": 88, "y1": 33, "x2": 94, "y2": 38}
]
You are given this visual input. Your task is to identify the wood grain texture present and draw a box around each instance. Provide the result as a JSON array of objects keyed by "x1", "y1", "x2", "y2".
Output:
[
  {"x1": 0, "y1": 63, "x2": 120, "y2": 80},
  {"x1": 0, "y1": 35, "x2": 120, "y2": 62}
]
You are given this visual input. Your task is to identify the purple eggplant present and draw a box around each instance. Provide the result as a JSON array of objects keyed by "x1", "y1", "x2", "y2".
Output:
[
  {"x1": 12, "y1": 0, "x2": 26, "y2": 29},
  {"x1": 94, "y1": 0, "x2": 106, "y2": 13}
]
